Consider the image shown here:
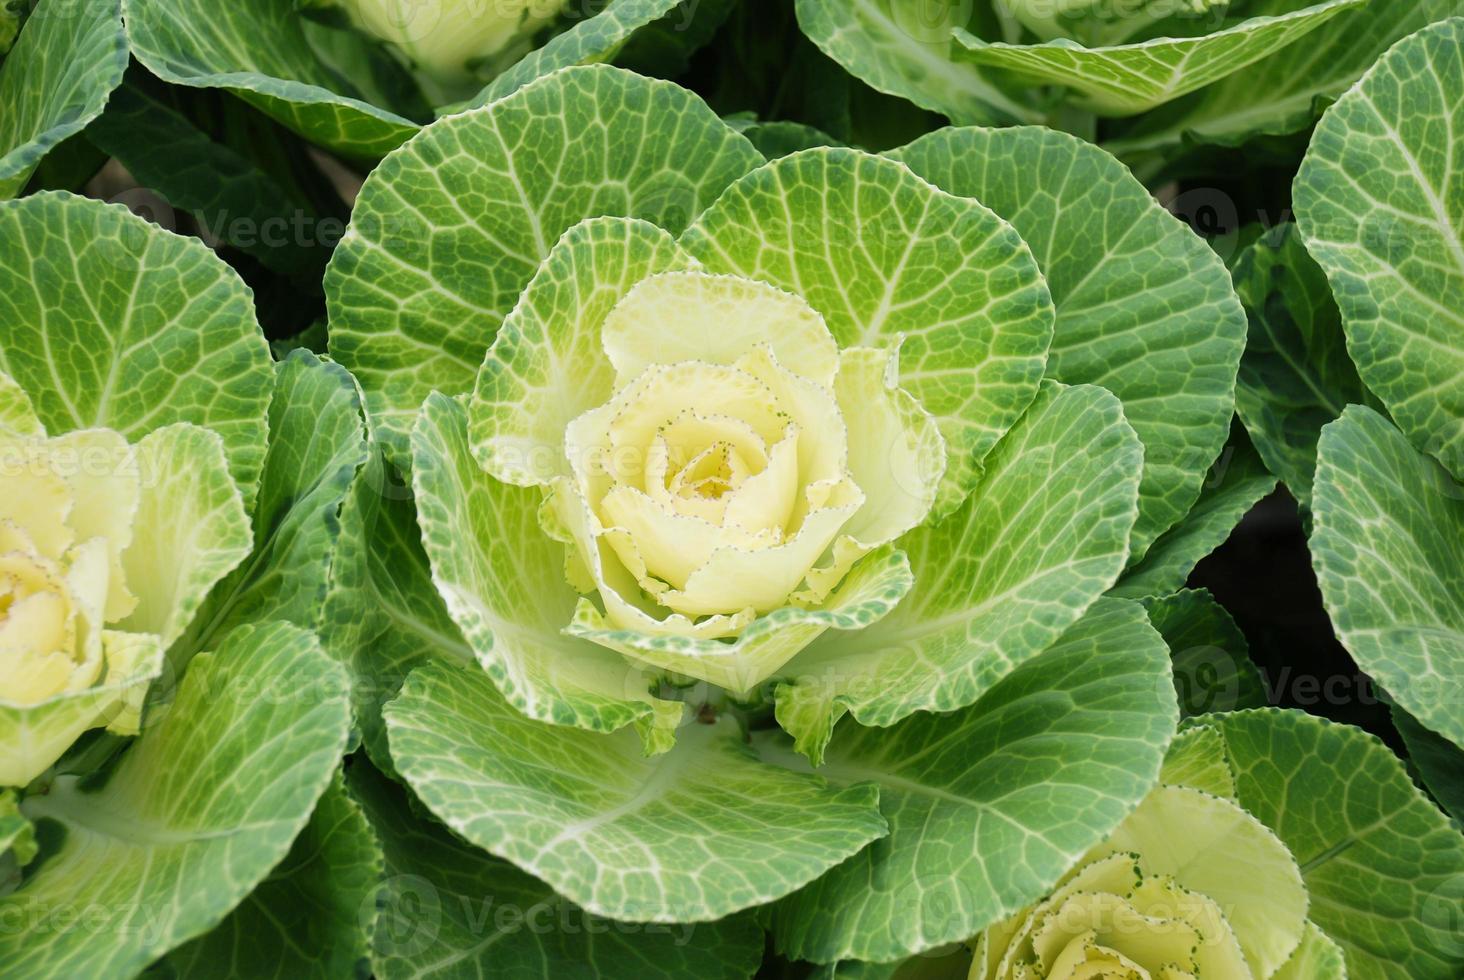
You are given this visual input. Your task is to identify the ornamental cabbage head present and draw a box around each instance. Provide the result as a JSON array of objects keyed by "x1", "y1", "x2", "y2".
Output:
[
  {"x1": 331, "y1": 0, "x2": 568, "y2": 92},
  {"x1": 970, "y1": 782, "x2": 1309, "y2": 979}
]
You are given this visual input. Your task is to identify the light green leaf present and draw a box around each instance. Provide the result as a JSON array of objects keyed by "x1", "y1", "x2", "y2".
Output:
[
  {"x1": 162, "y1": 768, "x2": 382, "y2": 980},
  {"x1": 1392, "y1": 703, "x2": 1464, "y2": 823},
  {"x1": 1294, "y1": 17, "x2": 1464, "y2": 480},
  {"x1": 1159, "y1": 722, "x2": 1238, "y2": 799},
  {"x1": 892, "y1": 125, "x2": 1247, "y2": 559},
  {"x1": 955, "y1": 0, "x2": 1364, "y2": 117},
  {"x1": 117, "y1": 424, "x2": 253, "y2": 651},
  {"x1": 464, "y1": 0, "x2": 683, "y2": 109},
  {"x1": 1311, "y1": 407, "x2": 1464, "y2": 750},
  {"x1": 0, "y1": 621, "x2": 350, "y2": 979},
  {"x1": 320, "y1": 443, "x2": 470, "y2": 771},
  {"x1": 0, "y1": 0, "x2": 126, "y2": 197},
  {"x1": 770, "y1": 597, "x2": 1177, "y2": 963},
  {"x1": 774, "y1": 381, "x2": 1142, "y2": 761},
  {"x1": 348, "y1": 759, "x2": 765, "y2": 980},
  {"x1": 0, "y1": 192, "x2": 274, "y2": 506},
  {"x1": 385, "y1": 656, "x2": 888, "y2": 923},
  {"x1": 468, "y1": 216, "x2": 696, "y2": 487},
  {"x1": 0, "y1": 369, "x2": 42, "y2": 435},
  {"x1": 794, "y1": 0, "x2": 1039, "y2": 125},
  {"x1": 327, "y1": 64, "x2": 763, "y2": 460},
  {"x1": 1114, "y1": 429, "x2": 1276, "y2": 597},
  {"x1": 177, "y1": 351, "x2": 368, "y2": 656},
  {"x1": 680, "y1": 146, "x2": 1055, "y2": 515},
  {"x1": 124, "y1": 0, "x2": 419, "y2": 159},
  {"x1": 1274, "y1": 922, "x2": 1349, "y2": 980},
  {"x1": 1231, "y1": 224, "x2": 1375, "y2": 506},
  {"x1": 1107, "y1": 0, "x2": 1464, "y2": 157},
  {"x1": 1144, "y1": 589, "x2": 1267, "y2": 718},
  {"x1": 413, "y1": 393, "x2": 684, "y2": 747},
  {"x1": 1204, "y1": 708, "x2": 1464, "y2": 979}
]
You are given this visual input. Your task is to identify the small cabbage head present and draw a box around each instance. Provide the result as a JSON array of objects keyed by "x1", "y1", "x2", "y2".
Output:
[
  {"x1": 970, "y1": 784, "x2": 1309, "y2": 980},
  {"x1": 331, "y1": 0, "x2": 568, "y2": 92},
  {"x1": 0, "y1": 427, "x2": 162, "y2": 787}
]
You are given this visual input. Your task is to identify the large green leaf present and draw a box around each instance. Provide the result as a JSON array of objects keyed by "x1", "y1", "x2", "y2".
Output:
[
  {"x1": 161, "y1": 769, "x2": 382, "y2": 979},
  {"x1": 955, "y1": 0, "x2": 1364, "y2": 117},
  {"x1": 327, "y1": 65, "x2": 764, "y2": 460},
  {"x1": 793, "y1": 0, "x2": 1040, "y2": 125},
  {"x1": 1113, "y1": 429, "x2": 1276, "y2": 598},
  {"x1": 1275, "y1": 923, "x2": 1349, "y2": 980},
  {"x1": 124, "y1": 0, "x2": 419, "y2": 159},
  {"x1": 893, "y1": 126, "x2": 1246, "y2": 558},
  {"x1": 385, "y1": 656, "x2": 888, "y2": 923},
  {"x1": 680, "y1": 146, "x2": 1055, "y2": 514},
  {"x1": 773, "y1": 382, "x2": 1142, "y2": 762},
  {"x1": 0, "y1": 622, "x2": 350, "y2": 978},
  {"x1": 1106, "y1": 0, "x2": 1464, "y2": 156},
  {"x1": 0, "y1": 192, "x2": 274, "y2": 506},
  {"x1": 1294, "y1": 17, "x2": 1464, "y2": 480},
  {"x1": 348, "y1": 759, "x2": 764, "y2": 979},
  {"x1": 1204, "y1": 708, "x2": 1464, "y2": 979},
  {"x1": 412, "y1": 393, "x2": 684, "y2": 748},
  {"x1": 0, "y1": 0, "x2": 126, "y2": 197},
  {"x1": 1311, "y1": 407, "x2": 1464, "y2": 750},
  {"x1": 1231, "y1": 224, "x2": 1375, "y2": 506},
  {"x1": 177, "y1": 351, "x2": 368, "y2": 658},
  {"x1": 1143, "y1": 589, "x2": 1267, "y2": 717},
  {"x1": 769, "y1": 597, "x2": 1177, "y2": 963}
]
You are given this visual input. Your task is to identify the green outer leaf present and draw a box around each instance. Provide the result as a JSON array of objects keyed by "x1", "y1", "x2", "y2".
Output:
[
  {"x1": 1113, "y1": 430, "x2": 1276, "y2": 598},
  {"x1": 123, "y1": 0, "x2": 417, "y2": 159},
  {"x1": 1203, "y1": 708, "x2": 1464, "y2": 979},
  {"x1": 0, "y1": 192, "x2": 274, "y2": 508},
  {"x1": 1159, "y1": 722, "x2": 1238, "y2": 799},
  {"x1": 1143, "y1": 589, "x2": 1267, "y2": 718},
  {"x1": 0, "y1": 621, "x2": 350, "y2": 979},
  {"x1": 1311, "y1": 407, "x2": 1464, "y2": 750},
  {"x1": 1106, "y1": 0, "x2": 1464, "y2": 156},
  {"x1": 1231, "y1": 224, "x2": 1373, "y2": 506},
  {"x1": 117, "y1": 423, "x2": 253, "y2": 651},
  {"x1": 386, "y1": 656, "x2": 889, "y2": 923},
  {"x1": 770, "y1": 597, "x2": 1177, "y2": 963},
  {"x1": 1294, "y1": 17, "x2": 1464, "y2": 480},
  {"x1": 468, "y1": 216, "x2": 696, "y2": 487},
  {"x1": 327, "y1": 64, "x2": 764, "y2": 461},
  {"x1": 348, "y1": 760, "x2": 765, "y2": 980},
  {"x1": 774, "y1": 381, "x2": 1142, "y2": 759},
  {"x1": 465, "y1": 0, "x2": 683, "y2": 108},
  {"x1": 0, "y1": 369, "x2": 42, "y2": 435},
  {"x1": 0, "y1": 789, "x2": 36, "y2": 867},
  {"x1": 413, "y1": 393, "x2": 683, "y2": 745},
  {"x1": 955, "y1": 0, "x2": 1364, "y2": 117},
  {"x1": 1392, "y1": 703, "x2": 1464, "y2": 824},
  {"x1": 1274, "y1": 922, "x2": 1349, "y2": 980},
  {"x1": 794, "y1": 0, "x2": 1038, "y2": 125},
  {"x1": 0, "y1": 0, "x2": 126, "y2": 197},
  {"x1": 680, "y1": 146, "x2": 1055, "y2": 515},
  {"x1": 892, "y1": 126, "x2": 1246, "y2": 559},
  {"x1": 177, "y1": 351, "x2": 368, "y2": 656},
  {"x1": 162, "y1": 768, "x2": 383, "y2": 979},
  {"x1": 320, "y1": 443, "x2": 471, "y2": 772}
]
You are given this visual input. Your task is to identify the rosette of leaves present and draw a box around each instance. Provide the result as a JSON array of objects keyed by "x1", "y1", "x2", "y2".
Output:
[
  {"x1": 0, "y1": 193, "x2": 369, "y2": 979},
  {"x1": 960, "y1": 712, "x2": 1464, "y2": 980},
  {"x1": 1283, "y1": 19, "x2": 1464, "y2": 754},
  {"x1": 121, "y1": 0, "x2": 716, "y2": 159},
  {"x1": 320, "y1": 64, "x2": 1254, "y2": 968},
  {"x1": 793, "y1": 0, "x2": 1464, "y2": 166}
]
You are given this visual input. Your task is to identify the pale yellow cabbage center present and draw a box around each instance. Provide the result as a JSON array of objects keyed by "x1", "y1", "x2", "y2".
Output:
[
  {"x1": 548, "y1": 270, "x2": 945, "y2": 674},
  {"x1": 971, "y1": 785, "x2": 1308, "y2": 980}
]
